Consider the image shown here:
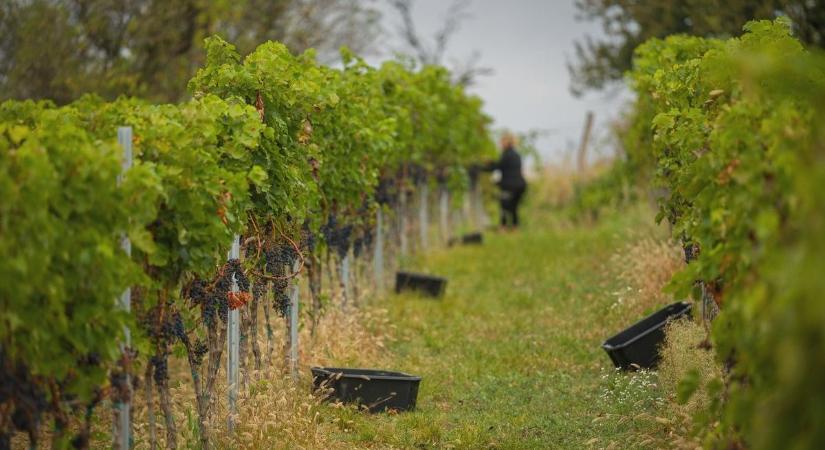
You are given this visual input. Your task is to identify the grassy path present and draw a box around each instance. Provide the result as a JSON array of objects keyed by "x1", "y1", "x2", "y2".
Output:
[{"x1": 318, "y1": 205, "x2": 681, "y2": 449}]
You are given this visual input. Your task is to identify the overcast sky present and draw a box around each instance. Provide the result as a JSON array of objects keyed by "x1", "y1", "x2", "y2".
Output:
[{"x1": 372, "y1": 0, "x2": 631, "y2": 164}]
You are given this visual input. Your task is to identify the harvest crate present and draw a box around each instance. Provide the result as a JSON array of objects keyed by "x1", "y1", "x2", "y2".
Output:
[
  {"x1": 395, "y1": 271, "x2": 447, "y2": 298},
  {"x1": 602, "y1": 301, "x2": 692, "y2": 370},
  {"x1": 311, "y1": 367, "x2": 421, "y2": 413},
  {"x1": 448, "y1": 231, "x2": 483, "y2": 246}
]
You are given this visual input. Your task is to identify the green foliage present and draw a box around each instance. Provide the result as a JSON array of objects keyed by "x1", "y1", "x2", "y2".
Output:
[
  {"x1": 621, "y1": 18, "x2": 825, "y2": 448},
  {"x1": 570, "y1": 0, "x2": 825, "y2": 94},
  {"x1": 0, "y1": 33, "x2": 495, "y2": 444},
  {"x1": 0, "y1": 104, "x2": 159, "y2": 399}
]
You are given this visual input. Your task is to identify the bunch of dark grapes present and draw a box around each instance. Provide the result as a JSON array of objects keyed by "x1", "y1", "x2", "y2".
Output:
[
  {"x1": 335, "y1": 224, "x2": 353, "y2": 259},
  {"x1": 321, "y1": 215, "x2": 338, "y2": 244},
  {"x1": 353, "y1": 235, "x2": 364, "y2": 258},
  {"x1": 171, "y1": 313, "x2": 187, "y2": 344},
  {"x1": 375, "y1": 178, "x2": 393, "y2": 205},
  {"x1": 192, "y1": 340, "x2": 208, "y2": 366},
  {"x1": 2, "y1": 351, "x2": 48, "y2": 444},
  {"x1": 265, "y1": 243, "x2": 298, "y2": 274},
  {"x1": 408, "y1": 163, "x2": 427, "y2": 184},
  {"x1": 301, "y1": 230, "x2": 317, "y2": 254},
  {"x1": 208, "y1": 259, "x2": 250, "y2": 324},
  {"x1": 109, "y1": 371, "x2": 130, "y2": 403},
  {"x1": 273, "y1": 277, "x2": 290, "y2": 317},
  {"x1": 323, "y1": 216, "x2": 353, "y2": 259},
  {"x1": 151, "y1": 354, "x2": 168, "y2": 384},
  {"x1": 353, "y1": 226, "x2": 374, "y2": 258},
  {"x1": 362, "y1": 226, "x2": 374, "y2": 250},
  {"x1": 226, "y1": 259, "x2": 250, "y2": 291},
  {"x1": 683, "y1": 242, "x2": 700, "y2": 263},
  {"x1": 183, "y1": 277, "x2": 220, "y2": 329},
  {"x1": 252, "y1": 279, "x2": 267, "y2": 300},
  {"x1": 467, "y1": 163, "x2": 481, "y2": 185}
]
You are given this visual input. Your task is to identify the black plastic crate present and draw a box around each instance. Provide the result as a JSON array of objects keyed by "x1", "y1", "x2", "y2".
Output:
[
  {"x1": 602, "y1": 301, "x2": 692, "y2": 370},
  {"x1": 311, "y1": 367, "x2": 421, "y2": 412},
  {"x1": 395, "y1": 271, "x2": 447, "y2": 298},
  {"x1": 448, "y1": 232, "x2": 483, "y2": 246}
]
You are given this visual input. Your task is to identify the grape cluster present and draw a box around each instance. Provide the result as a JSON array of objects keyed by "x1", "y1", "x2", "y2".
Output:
[
  {"x1": 353, "y1": 226, "x2": 374, "y2": 258},
  {"x1": 252, "y1": 278, "x2": 267, "y2": 300},
  {"x1": 210, "y1": 259, "x2": 250, "y2": 324},
  {"x1": 109, "y1": 371, "x2": 130, "y2": 403},
  {"x1": 467, "y1": 163, "x2": 481, "y2": 185},
  {"x1": 171, "y1": 313, "x2": 187, "y2": 343},
  {"x1": 323, "y1": 216, "x2": 353, "y2": 259},
  {"x1": 265, "y1": 243, "x2": 298, "y2": 274},
  {"x1": 273, "y1": 277, "x2": 290, "y2": 317},
  {"x1": 301, "y1": 230, "x2": 317, "y2": 254},
  {"x1": 184, "y1": 278, "x2": 218, "y2": 328},
  {"x1": 226, "y1": 259, "x2": 250, "y2": 291},
  {"x1": 1, "y1": 351, "x2": 48, "y2": 445},
  {"x1": 375, "y1": 178, "x2": 393, "y2": 205},
  {"x1": 192, "y1": 340, "x2": 208, "y2": 366},
  {"x1": 151, "y1": 354, "x2": 168, "y2": 384},
  {"x1": 408, "y1": 163, "x2": 427, "y2": 184},
  {"x1": 683, "y1": 242, "x2": 700, "y2": 263},
  {"x1": 353, "y1": 235, "x2": 364, "y2": 258}
]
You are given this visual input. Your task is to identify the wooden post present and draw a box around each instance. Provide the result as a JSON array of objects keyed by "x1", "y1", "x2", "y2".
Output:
[
  {"x1": 226, "y1": 236, "x2": 240, "y2": 433},
  {"x1": 578, "y1": 111, "x2": 594, "y2": 174},
  {"x1": 114, "y1": 127, "x2": 132, "y2": 450}
]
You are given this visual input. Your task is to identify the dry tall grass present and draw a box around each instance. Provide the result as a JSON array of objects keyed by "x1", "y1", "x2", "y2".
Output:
[
  {"x1": 56, "y1": 299, "x2": 393, "y2": 449},
  {"x1": 609, "y1": 237, "x2": 685, "y2": 317},
  {"x1": 603, "y1": 233, "x2": 726, "y2": 449}
]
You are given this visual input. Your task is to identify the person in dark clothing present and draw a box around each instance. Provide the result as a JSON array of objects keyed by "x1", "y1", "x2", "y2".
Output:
[{"x1": 483, "y1": 133, "x2": 527, "y2": 228}]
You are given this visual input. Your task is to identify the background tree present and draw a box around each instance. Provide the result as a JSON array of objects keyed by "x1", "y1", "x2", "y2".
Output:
[
  {"x1": 568, "y1": 0, "x2": 825, "y2": 95},
  {"x1": 0, "y1": 0, "x2": 381, "y2": 103},
  {"x1": 388, "y1": 0, "x2": 492, "y2": 86}
]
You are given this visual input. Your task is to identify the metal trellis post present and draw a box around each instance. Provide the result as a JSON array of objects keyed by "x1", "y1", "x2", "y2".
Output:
[
  {"x1": 373, "y1": 208, "x2": 384, "y2": 292},
  {"x1": 287, "y1": 260, "x2": 300, "y2": 379},
  {"x1": 419, "y1": 182, "x2": 429, "y2": 250},
  {"x1": 114, "y1": 126, "x2": 132, "y2": 450},
  {"x1": 227, "y1": 236, "x2": 240, "y2": 432}
]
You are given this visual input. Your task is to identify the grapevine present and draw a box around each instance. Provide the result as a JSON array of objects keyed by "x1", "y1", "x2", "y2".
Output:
[{"x1": 0, "y1": 29, "x2": 496, "y2": 446}]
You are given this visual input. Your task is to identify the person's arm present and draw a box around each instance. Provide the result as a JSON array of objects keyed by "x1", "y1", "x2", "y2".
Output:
[{"x1": 480, "y1": 156, "x2": 502, "y2": 172}]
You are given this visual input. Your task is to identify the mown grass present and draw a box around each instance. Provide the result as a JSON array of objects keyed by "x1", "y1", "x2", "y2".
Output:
[{"x1": 315, "y1": 201, "x2": 698, "y2": 449}]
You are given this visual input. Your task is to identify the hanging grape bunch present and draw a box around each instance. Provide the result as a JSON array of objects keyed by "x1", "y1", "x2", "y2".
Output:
[
  {"x1": 353, "y1": 233, "x2": 364, "y2": 258},
  {"x1": 273, "y1": 277, "x2": 290, "y2": 317},
  {"x1": 264, "y1": 241, "x2": 297, "y2": 317},
  {"x1": 252, "y1": 278, "x2": 267, "y2": 301},
  {"x1": 192, "y1": 340, "x2": 208, "y2": 366},
  {"x1": 353, "y1": 225, "x2": 374, "y2": 258},
  {"x1": 375, "y1": 178, "x2": 393, "y2": 206},
  {"x1": 362, "y1": 226, "x2": 374, "y2": 252},
  {"x1": 183, "y1": 278, "x2": 216, "y2": 329},
  {"x1": 209, "y1": 259, "x2": 249, "y2": 323},
  {"x1": 2, "y1": 351, "x2": 49, "y2": 446},
  {"x1": 264, "y1": 242, "x2": 298, "y2": 272},
  {"x1": 321, "y1": 215, "x2": 338, "y2": 247},
  {"x1": 150, "y1": 354, "x2": 168, "y2": 384},
  {"x1": 301, "y1": 227, "x2": 317, "y2": 254},
  {"x1": 323, "y1": 216, "x2": 353, "y2": 260}
]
